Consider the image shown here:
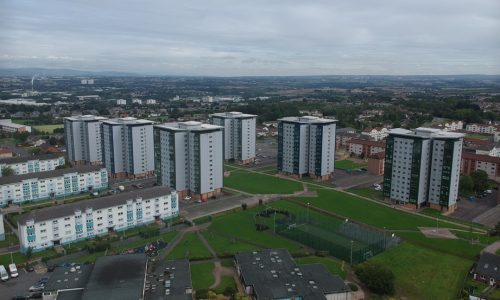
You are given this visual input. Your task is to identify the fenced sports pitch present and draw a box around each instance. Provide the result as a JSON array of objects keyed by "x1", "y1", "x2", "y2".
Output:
[{"x1": 257, "y1": 208, "x2": 400, "y2": 264}]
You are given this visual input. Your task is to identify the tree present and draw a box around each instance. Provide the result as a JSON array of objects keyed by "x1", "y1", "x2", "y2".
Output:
[
  {"x1": 471, "y1": 170, "x2": 489, "y2": 193},
  {"x1": 1, "y1": 166, "x2": 15, "y2": 177},
  {"x1": 25, "y1": 247, "x2": 33, "y2": 261},
  {"x1": 459, "y1": 175, "x2": 474, "y2": 195},
  {"x1": 49, "y1": 137, "x2": 58, "y2": 145},
  {"x1": 355, "y1": 262, "x2": 395, "y2": 295},
  {"x1": 30, "y1": 147, "x2": 42, "y2": 155}
]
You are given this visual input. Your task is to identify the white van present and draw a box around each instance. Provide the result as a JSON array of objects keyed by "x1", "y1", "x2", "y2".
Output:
[
  {"x1": 0, "y1": 265, "x2": 9, "y2": 281},
  {"x1": 9, "y1": 264, "x2": 18, "y2": 278}
]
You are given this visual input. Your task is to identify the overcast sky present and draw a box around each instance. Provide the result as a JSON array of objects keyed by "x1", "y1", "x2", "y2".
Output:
[{"x1": 0, "y1": 0, "x2": 499, "y2": 75}]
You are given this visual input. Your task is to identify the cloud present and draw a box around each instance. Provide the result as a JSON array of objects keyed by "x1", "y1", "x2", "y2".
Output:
[{"x1": 0, "y1": 0, "x2": 499, "y2": 75}]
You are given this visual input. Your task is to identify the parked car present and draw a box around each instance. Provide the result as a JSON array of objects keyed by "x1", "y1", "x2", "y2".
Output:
[
  {"x1": 183, "y1": 196, "x2": 192, "y2": 201},
  {"x1": 25, "y1": 265, "x2": 34, "y2": 272},
  {"x1": 9, "y1": 263, "x2": 18, "y2": 278},
  {"x1": 0, "y1": 265, "x2": 9, "y2": 281},
  {"x1": 485, "y1": 189, "x2": 492, "y2": 194},
  {"x1": 27, "y1": 291, "x2": 43, "y2": 299}
]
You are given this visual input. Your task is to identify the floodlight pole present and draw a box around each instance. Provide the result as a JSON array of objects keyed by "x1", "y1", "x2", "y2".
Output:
[
  {"x1": 307, "y1": 202, "x2": 310, "y2": 223},
  {"x1": 383, "y1": 227, "x2": 386, "y2": 249},
  {"x1": 350, "y1": 240, "x2": 354, "y2": 266}
]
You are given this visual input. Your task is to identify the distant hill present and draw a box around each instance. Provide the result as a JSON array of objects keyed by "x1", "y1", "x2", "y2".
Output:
[{"x1": 0, "y1": 68, "x2": 140, "y2": 77}]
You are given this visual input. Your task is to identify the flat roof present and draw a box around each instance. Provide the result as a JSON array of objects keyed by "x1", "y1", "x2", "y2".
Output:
[
  {"x1": 0, "y1": 165, "x2": 105, "y2": 186},
  {"x1": 210, "y1": 111, "x2": 257, "y2": 119},
  {"x1": 17, "y1": 186, "x2": 172, "y2": 225},
  {"x1": 348, "y1": 138, "x2": 385, "y2": 148},
  {"x1": 235, "y1": 249, "x2": 349, "y2": 300},
  {"x1": 278, "y1": 116, "x2": 337, "y2": 124},
  {"x1": 82, "y1": 254, "x2": 147, "y2": 300},
  {"x1": 146, "y1": 259, "x2": 192, "y2": 300},
  {"x1": 102, "y1": 117, "x2": 154, "y2": 125},
  {"x1": 389, "y1": 127, "x2": 464, "y2": 140},
  {"x1": 154, "y1": 122, "x2": 223, "y2": 132},
  {"x1": 64, "y1": 115, "x2": 108, "y2": 122},
  {"x1": 44, "y1": 264, "x2": 93, "y2": 292},
  {"x1": 0, "y1": 153, "x2": 63, "y2": 165}
]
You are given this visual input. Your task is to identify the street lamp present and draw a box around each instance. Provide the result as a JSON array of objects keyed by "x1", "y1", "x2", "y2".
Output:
[
  {"x1": 306, "y1": 203, "x2": 310, "y2": 223},
  {"x1": 383, "y1": 227, "x2": 386, "y2": 249}
]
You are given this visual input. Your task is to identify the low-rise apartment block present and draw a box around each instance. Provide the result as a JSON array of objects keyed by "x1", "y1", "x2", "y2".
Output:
[
  {"x1": 154, "y1": 121, "x2": 224, "y2": 201},
  {"x1": 0, "y1": 166, "x2": 108, "y2": 207},
  {"x1": 64, "y1": 115, "x2": 108, "y2": 165},
  {"x1": 383, "y1": 128, "x2": 464, "y2": 212},
  {"x1": 210, "y1": 111, "x2": 257, "y2": 164},
  {"x1": 466, "y1": 123, "x2": 499, "y2": 134},
  {"x1": 347, "y1": 138, "x2": 385, "y2": 158},
  {"x1": 17, "y1": 186, "x2": 178, "y2": 252},
  {"x1": 0, "y1": 154, "x2": 65, "y2": 177},
  {"x1": 102, "y1": 117, "x2": 155, "y2": 179},
  {"x1": 461, "y1": 152, "x2": 500, "y2": 182},
  {"x1": 278, "y1": 116, "x2": 336, "y2": 181},
  {"x1": 0, "y1": 119, "x2": 31, "y2": 133},
  {"x1": 361, "y1": 127, "x2": 388, "y2": 141}
]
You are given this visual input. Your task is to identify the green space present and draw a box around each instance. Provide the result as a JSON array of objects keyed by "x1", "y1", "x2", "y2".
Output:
[
  {"x1": 207, "y1": 201, "x2": 308, "y2": 256},
  {"x1": 0, "y1": 222, "x2": 19, "y2": 248},
  {"x1": 167, "y1": 233, "x2": 213, "y2": 260},
  {"x1": 224, "y1": 169, "x2": 303, "y2": 194},
  {"x1": 295, "y1": 256, "x2": 347, "y2": 279},
  {"x1": 368, "y1": 243, "x2": 473, "y2": 300},
  {"x1": 33, "y1": 124, "x2": 64, "y2": 133},
  {"x1": 201, "y1": 230, "x2": 260, "y2": 257},
  {"x1": 466, "y1": 133, "x2": 491, "y2": 140},
  {"x1": 213, "y1": 276, "x2": 237, "y2": 294},
  {"x1": 347, "y1": 187, "x2": 384, "y2": 201},
  {"x1": 191, "y1": 262, "x2": 215, "y2": 290},
  {"x1": 0, "y1": 138, "x2": 17, "y2": 145},
  {"x1": 419, "y1": 208, "x2": 487, "y2": 229},
  {"x1": 335, "y1": 159, "x2": 367, "y2": 170}
]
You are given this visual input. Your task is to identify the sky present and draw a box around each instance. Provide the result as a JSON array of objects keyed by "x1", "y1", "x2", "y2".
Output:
[{"x1": 0, "y1": 0, "x2": 499, "y2": 76}]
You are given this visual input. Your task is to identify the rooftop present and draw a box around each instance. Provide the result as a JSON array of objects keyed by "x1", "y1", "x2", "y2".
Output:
[
  {"x1": 64, "y1": 115, "x2": 108, "y2": 122},
  {"x1": 82, "y1": 254, "x2": 148, "y2": 300},
  {"x1": 210, "y1": 111, "x2": 257, "y2": 119},
  {"x1": 0, "y1": 165, "x2": 105, "y2": 186},
  {"x1": 389, "y1": 127, "x2": 464, "y2": 139},
  {"x1": 235, "y1": 249, "x2": 349, "y2": 300},
  {"x1": 146, "y1": 259, "x2": 192, "y2": 300},
  {"x1": 0, "y1": 153, "x2": 63, "y2": 165},
  {"x1": 348, "y1": 138, "x2": 385, "y2": 148},
  {"x1": 462, "y1": 151, "x2": 500, "y2": 164},
  {"x1": 474, "y1": 253, "x2": 500, "y2": 280},
  {"x1": 102, "y1": 117, "x2": 154, "y2": 125},
  {"x1": 278, "y1": 116, "x2": 337, "y2": 124},
  {"x1": 17, "y1": 186, "x2": 172, "y2": 225},
  {"x1": 155, "y1": 122, "x2": 223, "y2": 132},
  {"x1": 44, "y1": 264, "x2": 93, "y2": 292}
]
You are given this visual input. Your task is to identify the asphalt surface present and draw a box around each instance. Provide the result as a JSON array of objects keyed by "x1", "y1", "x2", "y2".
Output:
[
  {"x1": 0, "y1": 267, "x2": 47, "y2": 300},
  {"x1": 179, "y1": 193, "x2": 250, "y2": 222},
  {"x1": 451, "y1": 190, "x2": 499, "y2": 226},
  {"x1": 331, "y1": 169, "x2": 383, "y2": 190},
  {"x1": 254, "y1": 137, "x2": 278, "y2": 166}
]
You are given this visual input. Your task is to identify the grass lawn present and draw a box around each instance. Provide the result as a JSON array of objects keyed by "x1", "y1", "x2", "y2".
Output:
[
  {"x1": 419, "y1": 208, "x2": 487, "y2": 230},
  {"x1": 201, "y1": 230, "x2": 260, "y2": 257},
  {"x1": 33, "y1": 124, "x2": 64, "y2": 133},
  {"x1": 368, "y1": 242, "x2": 473, "y2": 300},
  {"x1": 224, "y1": 169, "x2": 303, "y2": 194},
  {"x1": 347, "y1": 187, "x2": 384, "y2": 201},
  {"x1": 207, "y1": 201, "x2": 308, "y2": 256},
  {"x1": 191, "y1": 262, "x2": 215, "y2": 290},
  {"x1": 466, "y1": 133, "x2": 491, "y2": 140},
  {"x1": 167, "y1": 233, "x2": 213, "y2": 260},
  {"x1": 214, "y1": 276, "x2": 237, "y2": 294},
  {"x1": 0, "y1": 138, "x2": 17, "y2": 145},
  {"x1": 295, "y1": 256, "x2": 347, "y2": 279},
  {"x1": 335, "y1": 160, "x2": 367, "y2": 170},
  {"x1": 0, "y1": 222, "x2": 19, "y2": 248}
]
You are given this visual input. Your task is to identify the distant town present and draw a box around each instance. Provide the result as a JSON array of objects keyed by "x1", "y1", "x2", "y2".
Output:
[{"x1": 0, "y1": 74, "x2": 499, "y2": 300}]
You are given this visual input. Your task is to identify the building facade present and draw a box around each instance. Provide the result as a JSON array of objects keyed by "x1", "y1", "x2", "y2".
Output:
[
  {"x1": 17, "y1": 186, "x2": 178, "y2": 252},
  {"x1": 347, "y1": 139, "x2": 385, "y2": 158},
  {"x1": 277, "y1": 116, "x2": 336, "y2": 181},
  {"x1": 0, "y1": 213, "x2": 4, "y2": 241},
  {"x1": 0, "y1": 119, "x2": 31, "y2": 133},
  {"x1": 102, "y1": 117, "x2": 155, "y2": 179},
  {"x1": 461, "y1": 152, "x2": 500, "y2": 182},
  {"x1": 465, "y1": 123, "x2": 499, "y2": 134},
  {"x1": 0, "y1": 154, "x2": 65, "y2": 177},
  {"x1": 0, "y1": 166, "x2": 108, "y2": 207},
  {"x1": 210, "y1": 111, "x2": 257, "y2": 164},
  {"x1": 361, "y1": 127, "x2": 388, "y2": 141},
  {"x1": 154, "y1": 121, "x2": 224, "y2": 201},
  {"x1": 64, "y1": 115, "x2": 108, "y2": 165},
  {"x1": 383, "y1": 128, "x2": 464, "y2": 212}
]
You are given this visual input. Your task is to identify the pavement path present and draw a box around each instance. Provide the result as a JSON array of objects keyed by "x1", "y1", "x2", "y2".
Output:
[
  {"x1": 473, "y1": 204, "x2": 500, "y2": 228},
  {"x1": 482, "y1": 240, "x2": 500, "y2": 255}
]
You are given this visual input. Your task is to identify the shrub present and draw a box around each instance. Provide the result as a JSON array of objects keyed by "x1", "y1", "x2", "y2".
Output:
[
  {"x1": 348, "y1": 282, "x2": 359, "y2": 291},
  {"x1": 241, "y1": 203, "x2": 248, "y2": 210},
  {"x1": 355, "y1": 262, "x2": 395, "y2": 295}
]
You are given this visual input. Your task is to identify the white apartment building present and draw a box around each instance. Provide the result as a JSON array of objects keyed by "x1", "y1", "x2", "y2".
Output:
[
  {"x1": 64, "y1": 115, "x2": 108, "y2": 165},
  {"x1": 132, "y1": 99, "x2": 143, "y2": 105},
  {"x1": 361, "y1": 127, "x2": 388, "y2": 141},
  {"x1": 0, "y1": 166, "x2": 108, "y2": 207},
  {"x1": 0, "y1": 154, "x2": 65, "y2": 177},
  {"x1": 116, "y1": 99, "x2": 127, "y2": 105},
  {"x1": 466, "y1": 124, "x2": 499, "y2": 134},
  {"x1": 383, "y1": 128, "x2": 464, "y2": 212},
  {"x1": 277, "y1": 116, "x2": 336, "y2": 181},
  {"x1": 102, "y1": 117, "x2": 155, "y2": 179},
  {"x1": 154, "y1": 121, "x2": 224, "y2": 201},
  {"x1": 146, "y1": 99, "x2": 157, "y2": 105},
  {"x1": 210, "y1": 112, "x2": 257, "y2": 164},
  {"x1": 17, "y1": 186, "x2": 178, "y2": 252}
]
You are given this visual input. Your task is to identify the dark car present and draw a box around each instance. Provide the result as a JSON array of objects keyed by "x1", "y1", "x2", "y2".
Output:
[
  {"x1": 25, "y1": 265, "x2": 34, "y2": 272},
  {"x1": 28, "y1": 292, "x2": 43, "y2": 299}
]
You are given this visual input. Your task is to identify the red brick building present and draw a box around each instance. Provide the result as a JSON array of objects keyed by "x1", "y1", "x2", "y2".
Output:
[{"x1": 461, "y1": 152, "x2": 500, "y2": 182}]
